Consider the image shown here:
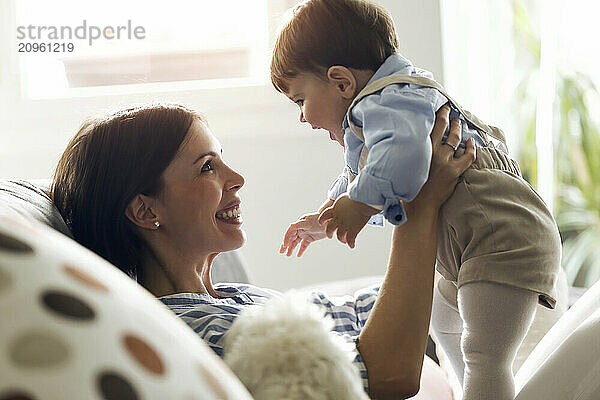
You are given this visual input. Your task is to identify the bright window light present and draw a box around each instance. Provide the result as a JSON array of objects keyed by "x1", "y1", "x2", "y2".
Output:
[{"x1": 15, "y1": 0, "x2": 270, "y2": 98}]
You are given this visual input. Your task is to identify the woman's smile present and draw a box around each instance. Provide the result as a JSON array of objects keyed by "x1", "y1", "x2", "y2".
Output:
[{"x1": 216, "y1": 203, "x2": 243, "y2": 225}]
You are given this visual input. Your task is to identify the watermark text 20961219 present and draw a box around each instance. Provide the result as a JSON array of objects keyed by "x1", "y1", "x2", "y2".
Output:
[{"x1": 18, "y1": 42, "x2": 74, "y2": 53}]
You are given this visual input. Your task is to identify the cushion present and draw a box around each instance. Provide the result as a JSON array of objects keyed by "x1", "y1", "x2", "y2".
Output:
[
  {"x1": 0, "y1": 179, "x2": 72, "y2": 238},
  {"x1": 0, "y1": 213, "x2": 253, "y2": 400}
]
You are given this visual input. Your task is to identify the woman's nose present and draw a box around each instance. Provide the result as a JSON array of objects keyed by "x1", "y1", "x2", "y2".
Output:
[
  {"x1": 299, "y1": 110, "x2": 306, "y2": 123},
  {"x1": 226, "y1": 167, "x2": 245, "y2": 191}
]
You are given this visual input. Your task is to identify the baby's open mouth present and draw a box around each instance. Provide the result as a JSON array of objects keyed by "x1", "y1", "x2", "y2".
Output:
[{"x1": 216, "y1": 205, "x2": 241, "y2": 220}]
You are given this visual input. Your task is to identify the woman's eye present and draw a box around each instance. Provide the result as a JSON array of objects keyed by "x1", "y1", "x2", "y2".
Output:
[
  {"x1": 201, "y1": 160, "x2": 213, "y2": 172},
  {"x1": 295, "y1": 99, "x2": 304, "y2": 106}
]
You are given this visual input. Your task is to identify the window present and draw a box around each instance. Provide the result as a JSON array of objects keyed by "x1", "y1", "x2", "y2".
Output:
[
  {"x1": 14, "y1": 0, "x2": 281, "y2": 98},
  {"x1": 440, "y1": 0, "x2": 600, "y2": 210}
]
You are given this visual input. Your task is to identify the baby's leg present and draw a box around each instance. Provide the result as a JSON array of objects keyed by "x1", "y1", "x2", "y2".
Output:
[
  {"x1": 458, "y1": 281, "x2": 537, "y2": 400},
  {"x1": 431, "y1": 278, "x2": 465, "y2": 384}
]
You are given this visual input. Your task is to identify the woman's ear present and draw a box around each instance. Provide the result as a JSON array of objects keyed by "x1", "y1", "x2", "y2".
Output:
[
  {"x1": 125, "y1": 194, "x2": 159, "y2": 230},
  {"x1": 327, "y1": 66, "x2": 357, "y2": 99}
]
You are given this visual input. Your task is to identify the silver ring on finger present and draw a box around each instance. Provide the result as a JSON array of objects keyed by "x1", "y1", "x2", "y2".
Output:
[{"x1": 444, "y1": 141, "x2": 459, "y2": 151}]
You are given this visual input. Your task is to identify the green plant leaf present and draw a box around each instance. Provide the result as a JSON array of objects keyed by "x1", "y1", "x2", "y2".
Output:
[
  {"x1": 577, "y1": 228, "x2": 600, "y2": 287},
  {"x1": 513, "y1": 1, "x2": 600, "y2": 288},
  {"x1": 562, "y1": 228, "x2": 598, "y2": 286}
]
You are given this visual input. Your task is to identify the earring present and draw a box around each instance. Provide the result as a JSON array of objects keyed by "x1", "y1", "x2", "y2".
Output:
[{"x1": 154, "y1": 221, "x2": 160, "y2": 228}]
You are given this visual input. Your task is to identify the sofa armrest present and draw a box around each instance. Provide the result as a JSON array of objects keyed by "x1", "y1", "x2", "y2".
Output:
[{"x1": 0, "y1": 179, "x2": 72, "y2": 238}]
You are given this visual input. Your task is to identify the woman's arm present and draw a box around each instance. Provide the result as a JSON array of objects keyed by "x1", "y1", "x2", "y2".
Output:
[{"x1": 358, "y1": 105, "x2": 476, "y2": 399}]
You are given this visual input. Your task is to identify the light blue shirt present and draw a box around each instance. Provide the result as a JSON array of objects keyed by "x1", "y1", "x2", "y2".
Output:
[
  {"x1": 328, "y1": 54, "x2": 486, "y2": 225},
  {"x1": 160, "y1": 283, "x2": 381, "y2": 394}
]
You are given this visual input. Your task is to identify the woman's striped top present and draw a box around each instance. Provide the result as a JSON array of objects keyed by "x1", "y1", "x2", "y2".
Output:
[{"x1": 159, "y1": 283, "x2": 380, "y2": 394}]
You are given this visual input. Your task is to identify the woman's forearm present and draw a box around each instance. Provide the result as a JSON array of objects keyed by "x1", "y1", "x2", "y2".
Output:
[
  {"x1": 358, "y1": 199, "x2": 439, "y2": 399},
  {"x1": 357, "y1": 106, "x2": 474, "y2": 399}
]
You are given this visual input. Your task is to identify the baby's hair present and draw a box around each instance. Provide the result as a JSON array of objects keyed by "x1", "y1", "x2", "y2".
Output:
[{"x1": 270, "y1": 0, "x2": 399, "y2": 93}]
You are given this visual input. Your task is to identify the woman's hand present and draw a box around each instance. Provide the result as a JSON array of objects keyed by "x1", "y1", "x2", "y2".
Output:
[{"x1": 414, "y1": 104, "x2": 476, "y2": 208}]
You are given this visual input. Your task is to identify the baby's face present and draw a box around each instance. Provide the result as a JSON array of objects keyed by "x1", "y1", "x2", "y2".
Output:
[{"x1": 284, "y1": 73, "x2": 348, "y2": 148}]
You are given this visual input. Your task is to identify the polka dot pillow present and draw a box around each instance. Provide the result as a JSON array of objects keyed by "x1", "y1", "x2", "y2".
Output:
[{"x1": 0, "y1": 214, "x2": 253, "y2": 400}]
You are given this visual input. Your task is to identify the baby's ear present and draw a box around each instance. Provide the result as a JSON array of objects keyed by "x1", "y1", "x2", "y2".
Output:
[{"x1": 327, "y1": 66, "x2": 357, "y2": 99}]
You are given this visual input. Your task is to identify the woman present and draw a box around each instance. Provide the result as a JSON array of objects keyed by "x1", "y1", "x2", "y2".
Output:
[{"x1": 52, "y1": 103, "x2": 474, "y2": 399}]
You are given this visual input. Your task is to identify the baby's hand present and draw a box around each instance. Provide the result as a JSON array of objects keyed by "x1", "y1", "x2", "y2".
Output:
[
  {"x1": 318, "y1": 195, "x2": 380, "y2": 249},
  {"x1": 279, "y1": 213, "x2": 328, "y2": 257}
]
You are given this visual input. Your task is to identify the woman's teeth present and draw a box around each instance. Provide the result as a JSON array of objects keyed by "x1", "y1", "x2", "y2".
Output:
[{"x1": 216, "y1": 206, "x2": 241, "y2": 220}]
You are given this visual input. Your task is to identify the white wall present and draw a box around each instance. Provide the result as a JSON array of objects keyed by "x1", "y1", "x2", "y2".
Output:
[
  {"x1": 439, "y1": 0, "x2": 519, "y2": 152},
  {"x1": 0, "y1": 0, "x2": 443, "y2": 290}
]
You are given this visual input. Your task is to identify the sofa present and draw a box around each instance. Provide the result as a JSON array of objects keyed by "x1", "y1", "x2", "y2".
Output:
[{"x1": 1, "y1": 179, "x2": 599, "y2": 399}]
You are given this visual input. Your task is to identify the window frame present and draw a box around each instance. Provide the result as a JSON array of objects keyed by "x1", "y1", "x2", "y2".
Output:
[{"x1": 3, "y1": 0, "x2": 292, "y2": 101}]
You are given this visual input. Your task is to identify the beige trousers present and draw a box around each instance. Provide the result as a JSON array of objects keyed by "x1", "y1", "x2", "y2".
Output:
[{"x1": 435, "y1": 144, "x2": 561, "y2": 309}]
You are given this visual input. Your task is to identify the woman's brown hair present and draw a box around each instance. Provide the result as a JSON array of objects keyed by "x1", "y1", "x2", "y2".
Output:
[
  {"x1": 52, "y1": 103, "x2": 202, "y2": 278},
  {"x1": 271, "y1": 0, "x2": 399, "y2": 93}
]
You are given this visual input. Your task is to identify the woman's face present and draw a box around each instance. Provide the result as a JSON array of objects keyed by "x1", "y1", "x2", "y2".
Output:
[{"x1": 155, "y1": 119, "x2": 246, "y2": 258}]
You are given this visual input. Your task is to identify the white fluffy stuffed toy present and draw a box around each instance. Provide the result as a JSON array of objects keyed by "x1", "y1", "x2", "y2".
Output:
[{"x1": 224, "y1": 292, "x2": 370, "y2": 400}]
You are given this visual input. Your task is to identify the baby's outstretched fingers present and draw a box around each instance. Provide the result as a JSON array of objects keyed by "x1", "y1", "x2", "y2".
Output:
[
  {"x1": 336, "y1": 229, "x2": 347, "y2": 244},
  {"x1": 280, "y1": 227, "x2": 297, "y2": 253},
  {"x1": 286, "y1": 236, "x2": 302, "y2": 256},
  {"x1": 346, "y1": 232, "x2": 357, "y2": 249},
  {"x1": 296, "y1": 239, "x2": 311, "y2": 257},
  {"x1": 318, "y1": 208, "x2": 334, "y2": 225},
  {"x1": 325, "y1": 219, "x2": 337, "y2": 239}
]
